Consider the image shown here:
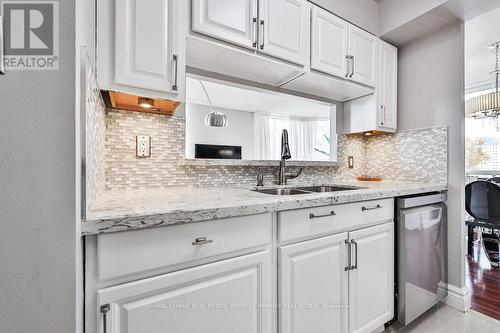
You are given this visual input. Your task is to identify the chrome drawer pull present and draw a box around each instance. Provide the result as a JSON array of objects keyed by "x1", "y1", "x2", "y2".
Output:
[
  {"x1": 362, "y1": 204, "x2": 382, "y2": 211},
  {"x1": 192, "y1": 237, "x2": 214, "y2": 246},
  {"x1": 172, "y1": 54, "x2": 178, "y2": 91},
  {"x1": 344, "y1": 239, "x2": 351, "y2": 271},
  {"x1": 350, "y1": 240, "x2": 358, "y2": 270},
  {"x1": 252, "y1": 17, "x2": 258, "y2": 47},
  {"x1": 260, "y1": 20, "x2": 265, "y2": 49},
  {"x1": 100, "y1": 304, "x2": 110, "y2": 333},
  {"x1": 309, "y1": 211, "x2": 336, "y2": 219}
]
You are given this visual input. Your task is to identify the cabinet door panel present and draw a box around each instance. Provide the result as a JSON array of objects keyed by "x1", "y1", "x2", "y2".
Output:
[
  {"x1": 378, "y1": 41, "x2": 397, "y2": 130},
  {"x1": 348, "y1": 25, "x2": 377, "y2": 87},
  {"x1": 311, "y1": 6, "x2": 348, "y2": 78},
  {"x1": 258, "y1": 0, "x2": 310, "y2": 65},
  {"x1": 192, "y1": 0, "x2": 257, "y2": 49},
  {"x1": 98, "y1": 251, "x2": 272, "y2": 333},
  {"x1": 348, "y1": 223, "x2": 394, "y2": 333},
  {"x1": 115, "y1": 0, "x2": 178, "y2": 93},
  {"x1": 280, "y1": 233, "x2": 349, "y2": 333}
]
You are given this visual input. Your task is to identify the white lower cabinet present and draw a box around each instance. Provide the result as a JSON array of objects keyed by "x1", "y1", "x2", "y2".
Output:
[
  {"x1": 97, "y1": 250, "x2": 272, "y2": 333},
  {"x1": 279, "y1": 232, "x2": 349, "y2": 333},
  {"x1": 348, "y1": 223, "x2": 394, "y2": 333},
  {"x1": 279, "y1": 222, "x2": 394, "y2": 333}
]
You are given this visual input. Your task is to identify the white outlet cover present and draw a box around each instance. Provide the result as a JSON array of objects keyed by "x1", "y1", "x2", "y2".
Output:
[{"x1": 136, "y1": 136, "x2": 151, "y2": 157}]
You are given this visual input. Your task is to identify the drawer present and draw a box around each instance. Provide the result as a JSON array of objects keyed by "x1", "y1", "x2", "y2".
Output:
[
  {"x1": 278, "y1": 198, "x2": 394, "y2": 243},
  {"x1": 98, "y1": 213, "x2": 272, "y2": 280}
]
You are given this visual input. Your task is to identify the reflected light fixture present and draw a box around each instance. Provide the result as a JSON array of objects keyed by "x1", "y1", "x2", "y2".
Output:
[
  {"x1": 138, "y1": 97, "x2": 154, "y2": 109},
  {"x1": 199, "y1": 80, "x2": 228, "y2": 127},
  {"x1": 466, "y1": 42, "x2": 500, "y2": 119}
]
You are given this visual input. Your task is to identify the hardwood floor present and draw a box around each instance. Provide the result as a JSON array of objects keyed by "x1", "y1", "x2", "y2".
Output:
[{"x1": 466, "y1": 238, "x2": 500, "y2": 321}]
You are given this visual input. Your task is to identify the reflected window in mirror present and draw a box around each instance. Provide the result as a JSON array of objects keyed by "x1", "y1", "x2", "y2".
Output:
[{"x1": 185, "y1": 76, "x2": 338, "y2": 163}]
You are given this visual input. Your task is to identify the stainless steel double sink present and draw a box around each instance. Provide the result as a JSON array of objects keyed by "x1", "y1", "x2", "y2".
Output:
[{"x1": 252, "y1": 185, "x2": 365, "y2": 195}]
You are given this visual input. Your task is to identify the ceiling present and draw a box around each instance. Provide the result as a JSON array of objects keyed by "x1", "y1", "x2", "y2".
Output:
[
  {"x1": 185, "y1": 77, "x2": 332, "y2": 118},
  {"x1": 465, "y1": 7, "x2": 500, "y2": 93}
]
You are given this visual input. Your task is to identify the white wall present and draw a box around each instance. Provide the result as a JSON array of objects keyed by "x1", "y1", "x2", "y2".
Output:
[
  {"x1": 378, "y1": 0, "x2": 447, "y2": 36},
  {"x1": 0, "y1": 1, "x2": 78, "y2": 332},
  {"x1": 308, "y1": 0, "x2": 379, "y2": 34},
  {"x1": 398, "y1": 22, "x2": 466, "y2": 300},
  {"x1": 185, "y1": 104, "x2": 256, "y2": 159}
]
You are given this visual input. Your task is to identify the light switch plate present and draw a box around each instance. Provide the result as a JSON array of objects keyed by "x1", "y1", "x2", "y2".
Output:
[{"x1": 136, "y1": 136, "x2": 151, "y2": 157}]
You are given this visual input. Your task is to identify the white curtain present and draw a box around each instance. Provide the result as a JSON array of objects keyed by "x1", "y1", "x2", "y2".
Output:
[
  {"x1": 256, "y1": 115, "x2": 330, "y2": 161},
  {"x1": 289, "y1": 118, "x2": 317, "y2": 161},
  {"x1": 269, "y1": 116, "x2": 290, "y2": 160},
  {"x1": 254, "y1": 112, "x2": 270, "y2": 160}
]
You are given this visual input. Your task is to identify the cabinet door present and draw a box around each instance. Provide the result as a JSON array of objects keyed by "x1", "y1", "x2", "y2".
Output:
[
  {"x1": 378, "y1": 40, "x2": 397, "y2": 131},
  {"x1": 279, "y1": 233, "x2": 349, "y2": 333},
  {"x1": 311, "y1": 6, "x2": 349, "y2": 78},
  {"x1": 348, "y1": 25, "x2": 377, "y2": 87},
  {"x1": 114, "y1": 0, "x2": 180, "y2": 94},
  {"x1": 97, "y1": 251, "x2": 272, "y2": 333},
  {"x1": 258, "y1": 0, "x2": 310, "y2": 66},
  {"x1": 348, "y1": 223, "x2": 394, "y2": 333},
  {"x1": 192, "y1": 0, "x2": 258, "y2": 49}
]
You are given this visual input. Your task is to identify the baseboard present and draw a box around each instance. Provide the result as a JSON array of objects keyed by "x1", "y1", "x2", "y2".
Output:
[
  {"x1": 470, "y1": 310, "x2": 500, "y2": 327},
  {"x1": 438, "y1": 283, "x2": 471, "y2": 312}
]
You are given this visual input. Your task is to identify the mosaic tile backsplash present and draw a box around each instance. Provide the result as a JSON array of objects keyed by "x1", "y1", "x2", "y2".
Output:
[
  {"x1": 85, "y1": 60, "x2": 106, "y2": 204},
  {"x1": 364, "y1": 127, "x2": 448, "y2": 183},
  {"x1": 101, "y1": 109, "x2": 448, "y2": 190}
]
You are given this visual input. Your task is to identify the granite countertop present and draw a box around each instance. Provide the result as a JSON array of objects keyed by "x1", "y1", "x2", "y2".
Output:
[{"x1": 82, "y1": 180, "x2": 447, "y2": 235}]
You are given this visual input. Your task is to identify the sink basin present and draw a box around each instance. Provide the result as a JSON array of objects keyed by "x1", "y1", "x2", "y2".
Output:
[
  {"x1": 296, "y1": 185, "x2": 365, "y2": 192},
  {"x1": 252, "y1": 188, "x2": 311, "y2": 195},
  {"x1": 253, "y1": 185, "x2": 365, "y2": 195}
]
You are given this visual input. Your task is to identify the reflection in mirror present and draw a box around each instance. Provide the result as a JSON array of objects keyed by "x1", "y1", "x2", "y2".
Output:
[{"x1": 185, "y1": 76, "x2": 337, "y2": 162}]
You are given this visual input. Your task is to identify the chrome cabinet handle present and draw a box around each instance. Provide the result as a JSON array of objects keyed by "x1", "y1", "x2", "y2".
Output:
[
  {"x1": 309, "y1": 210, "x2": 336, "y2": 219},
  {"x1": 345, "y1": 55, "x2": 350, "y2": 77},
  {"x1": 362, "y1": 204, "x2": 382, "y2": 211},
  {"x1": 192, "y1": 237, "x2": 214, "y2": 246},
  {"x1": 260, "y1": 20, "x2": 265, "y2": 50},
  {"x1": 172, "y1": 54, "x2": 178, "y2": 91},
  {"x1": 344, "y1": 239, "x2": 351, "y2": 271},
  {"x1": 252, "y1": 17, "x2": 258, "y2": 48},
  {"x1": 350, "y1": 240, "x2": 358, "y2": 270},
  {"x1": 380, "y1": 105, "x2": 385, "y2": 125},
  {"x1": 100, "y1": 304, "x2": 110, "y2": 333},
  {"x1": 0, "y1": 14, "x2": 5, "y2": 75},
  {"x1": 349, "y1": 55, "x2": 355, "y2": 77}
]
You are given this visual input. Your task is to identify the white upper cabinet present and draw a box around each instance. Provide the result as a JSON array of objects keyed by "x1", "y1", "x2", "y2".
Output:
[
  {"x1": 378, "y1": 40, "x2": 398, "y2": 130},
  {"x1": 98, "y1": 251, "x2": 272, "y2": 333},
  {"x1": 192, "y1": 0, "x2": 258, "y2": 49},
  {"x1": 98, "y1": 0, "x2": 185, "y2": 100},
  {"x1": 279, "y1": 232, "x2": 349, "y2": 333},
  {"x1": 348, "y1": 222, "x2": 394, "y2": 333},
  {"x1": 348, "y1": 25, "x2": 378, "y2": 88},
  {"x1": 311, "y1": 6, "x2": 349, "y2": 79},
  {"x1": 310, "y1": 8, "x2": 377, "y2": 88},
  {"x1": 258, "y1": 0, "x2": 310, "y2": 65}
]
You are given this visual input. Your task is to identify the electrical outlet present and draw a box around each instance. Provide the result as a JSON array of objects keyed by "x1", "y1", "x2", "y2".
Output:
[
  {"x1": 136, "y1": 136, "x2": 151, "y2": 157},
  {"x1": 348, "y1": 156, "x2": 354, "y2": 169}
]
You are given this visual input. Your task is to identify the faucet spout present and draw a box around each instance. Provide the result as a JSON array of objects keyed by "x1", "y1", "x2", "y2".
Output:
[
  {"x1": 281, "y1": 129, "x2": 291, "y2": 160},
  {"x1": 278, "y1": 129, "x2": 302, "y2": 185}
]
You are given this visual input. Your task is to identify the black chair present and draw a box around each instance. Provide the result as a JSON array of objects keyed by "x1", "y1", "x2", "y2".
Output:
[
  {"x1": 465, "y1": 181, "x2": 500, "y2": 266},
  {"x1": 487, "y1": 176, "x2": 500, "y2": 184}
]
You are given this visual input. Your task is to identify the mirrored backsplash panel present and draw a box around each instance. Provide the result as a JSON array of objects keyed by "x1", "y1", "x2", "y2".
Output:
[
  {"x1": 185, "y1": 77, "x2": 337, "y2": 163},
  {"x1": 101, "y1": 108, "x2": 447, "y2": 191}
]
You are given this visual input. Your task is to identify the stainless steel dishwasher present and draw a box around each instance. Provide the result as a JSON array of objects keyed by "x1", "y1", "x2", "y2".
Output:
[{"x1": 396, "y1": 192, "x2": 447, "y2": 326}]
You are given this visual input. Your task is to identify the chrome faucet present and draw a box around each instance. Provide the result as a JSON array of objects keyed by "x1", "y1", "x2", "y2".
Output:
[{"x1": 278, "y1": 129, "x2": 302, "y2": 185}]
